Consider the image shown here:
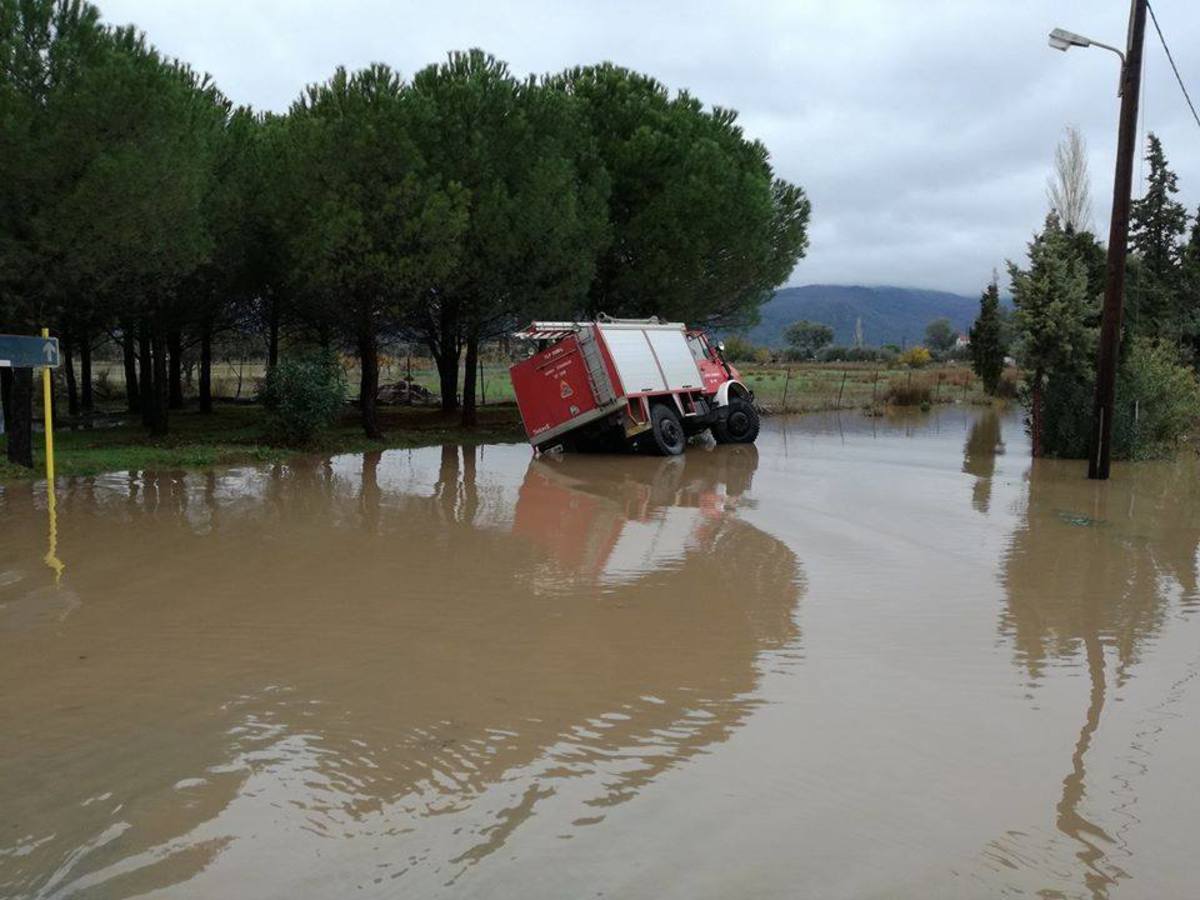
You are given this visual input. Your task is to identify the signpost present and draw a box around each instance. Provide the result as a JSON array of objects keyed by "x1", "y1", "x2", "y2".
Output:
[
  {"x1": 1, "y1": 331, "x2": 63, "y2": 580},
  {"x1": 0, "y1": 333, "x2": 60, "y2": 370}
]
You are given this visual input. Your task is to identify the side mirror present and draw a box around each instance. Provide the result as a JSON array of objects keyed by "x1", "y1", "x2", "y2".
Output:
[{"x1": 717, "y1": 341, "x2": 726, "y2": 352}]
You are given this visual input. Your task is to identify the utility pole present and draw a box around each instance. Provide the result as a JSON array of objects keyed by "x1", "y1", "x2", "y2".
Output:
[{"x1": 1088, "y1": 0, "x2": 1148, "y2": 480}]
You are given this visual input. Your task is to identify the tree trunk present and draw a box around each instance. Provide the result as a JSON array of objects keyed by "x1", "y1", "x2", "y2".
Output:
[
  {"x1": 267, "y1": 297, "x2": 280, "y2": 370},
  {"x1": 461, "y1": 333, "x2": 478, "y2": 427},
  {"x1": 199, "y1": 324, "x2": 213, "y2": 414},
  {"x1": 80, "y1": 324, "x2": 94, "y2": 412},
  {"x1": 122, "y1": 324, "x2": 140, "y2": 413},
  {"x1": 168, "y1": 329, "x2": 184, "y2": 410},
  {"x1": 5, "y1": 368, "x2": 34, "y2": 468},
  {"x1": 150, "y1": 323, "x2": 169, "y2": 436},
  {"x1": 358, "y1": 326, "x2": 383, "y2": 439},
  {"x1": 138, "y1": 319, "x2": 153, "y2": 427},
  {"x1": 1030, "y1": 377, "x2": 1044, "y2": 458},
  {"x1": 433, "y1": 344, "x2": 460, "y2": 413},
  {"x1": 62, "y1": 326, "x2": 80, "y2": 417},
  {"x1": 0, "y1": 368, "x2": 12, "y2": 436}
]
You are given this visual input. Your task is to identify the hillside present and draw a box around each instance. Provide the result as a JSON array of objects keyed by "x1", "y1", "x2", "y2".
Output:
[{"x1": 738, "y1": 285, "x2": 985, "y2": 348}]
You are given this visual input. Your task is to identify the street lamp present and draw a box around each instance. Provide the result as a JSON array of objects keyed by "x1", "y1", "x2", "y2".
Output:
[
  {"x1": 1047, "y1": 27, "x2": 1125, "y2": 63},
  {"x1": 1045, "y1": 1, "x2": 1149, "y2": 481},
  {"x1": 1049, "y1": 27, "x2": 1126, "y2": 94}
]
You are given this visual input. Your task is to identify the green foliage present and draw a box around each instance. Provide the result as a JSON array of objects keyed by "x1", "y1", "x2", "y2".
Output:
[
  {"x1": 1009, "y1": 213, "x2": 1094, "y2": 380},
  {"x1": 722, "y1": 335, "x2": 758, "y2": 362},
  {"x1": 783, "y1": 319, "x2": 834, "y2": 358},
  {"x1": 970, "y1": 280, "x2": 1006, "y2": 394},
  {"x1": 1038, "y1": 339, "x2": 1200, "y2": 460},
  {"x1": 924, "y1": 317, "x2": 956, "y2": 352},
  {"x1": 898, "y1": 346, "x2": 931, "y2": 368},
  {"x1": 1128, "y1": 134, "x2": 1188, "y2": 339},
  {"x1": 4, "y1": 16, "x2": 814, "y2": 440},
  {"x1": 258, "y1": 350, "x2": 347, "y2": 444},
  {"x1": 545, "y1": 64, "x2": 810, "y2": 327},
  {"x1": 1009, "y1": 212, "x2": 1096, "y2": 454}
]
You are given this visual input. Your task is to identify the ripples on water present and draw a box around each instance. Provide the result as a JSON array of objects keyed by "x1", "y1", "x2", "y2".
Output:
[{"x1": 1, "y1": 407, "x2": 1198, "y2": 899}]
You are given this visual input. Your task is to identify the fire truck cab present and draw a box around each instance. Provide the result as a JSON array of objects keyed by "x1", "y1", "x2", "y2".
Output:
[{"x1": 509, "y1": 316, "x2": 759, "y2": 456}]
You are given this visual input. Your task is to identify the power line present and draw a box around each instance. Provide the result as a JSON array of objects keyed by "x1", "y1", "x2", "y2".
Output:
[{"x1": 1146, "y1": 2, "x2": 1200, "y2": 131}]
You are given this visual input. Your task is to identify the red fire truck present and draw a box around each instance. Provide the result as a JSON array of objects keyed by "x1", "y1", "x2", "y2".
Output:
[{"x1": 508, "y1": 316, "x2": 759, "y2": 455}]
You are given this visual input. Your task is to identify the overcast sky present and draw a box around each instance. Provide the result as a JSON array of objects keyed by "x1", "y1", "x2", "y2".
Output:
[{"x1": 99, "y1": 0, "x2": 1200, "y2": 296}]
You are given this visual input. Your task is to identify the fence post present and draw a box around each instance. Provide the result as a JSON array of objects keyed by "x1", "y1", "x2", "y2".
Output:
[
  {"x1": 781, "y1": 366, "x2": 792, "y2": 413},
  {"x1": 872, "y1": 368, "x2": 879, "y2": 405},
  {"x1": 836, "y1": 369, "x2": 847, "y2": 410}
]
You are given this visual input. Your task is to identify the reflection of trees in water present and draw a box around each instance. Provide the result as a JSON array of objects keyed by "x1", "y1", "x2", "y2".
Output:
[
  {"x1": 961, "y1": 409, "x2": 1004, "y2": 514},
  {"x1": 0, "y1": 444, "x2": 803, "y2": 897},
  {"x1": 985, "y1": 458, "x2": 1200, "y2": 897}
]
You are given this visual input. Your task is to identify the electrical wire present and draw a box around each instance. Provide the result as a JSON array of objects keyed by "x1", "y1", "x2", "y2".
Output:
[{"x1": 1146, "y1": 2, "x2": 1200, "y2": 131}]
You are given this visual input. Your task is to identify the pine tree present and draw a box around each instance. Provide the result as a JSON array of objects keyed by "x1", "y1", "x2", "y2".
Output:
[
  {"x1": 969, "y1": 275, "x2": 1006, "y2": 395},
  {"x1": 1181, "y1": 208, "x2": 1200, "y2": 361},
  {"x1": 1008, "y1": 213, "x2": 1092, "y2": 456},
  {"x1": 1128, "y1": 134, "x2": 1188, "y2": 338}
]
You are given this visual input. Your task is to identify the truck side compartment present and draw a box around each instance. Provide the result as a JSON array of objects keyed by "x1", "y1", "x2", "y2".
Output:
[{"x1": 509, "y1": 332, "x2": 625, "y2": 450}]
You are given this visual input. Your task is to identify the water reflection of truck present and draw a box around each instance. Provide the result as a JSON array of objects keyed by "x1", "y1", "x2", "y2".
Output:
[
  {"x1": 513, "y1": 445, "x2": 762, "y2": 587},
  {"x1": 508, "y1": 317, "x2": 759, "y2": 455}
]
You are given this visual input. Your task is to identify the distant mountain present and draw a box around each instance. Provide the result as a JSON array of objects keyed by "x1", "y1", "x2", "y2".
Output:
[{"x1": 737, "y1": 284, "x2": 989, "y2": 348}]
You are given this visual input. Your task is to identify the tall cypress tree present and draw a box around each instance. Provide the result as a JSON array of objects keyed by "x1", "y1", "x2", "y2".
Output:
[
  {"x1": 1008, "y1": 213, "x2": 1091, "y2": 457},
  {"x1": 970, "y1": 275, "x2": 1006, "y2": 395},
  {"x1": 1180, "y1": 208, "x2": 1200, "y2": 361},
  {"x1": 1128, "y1": 134, "x2": 1187, "y2": 338}
]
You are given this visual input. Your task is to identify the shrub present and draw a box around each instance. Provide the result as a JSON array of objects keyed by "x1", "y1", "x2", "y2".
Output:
[
  {"x1": 996, "y1": 366, "x2": 1021, "y2": 399},
  {"x1": 753, "y1": 347, "x2": 774, "y2": 365},
  {"x1": 258, "y1": 350, "x2": 347, "y2": 444},
  {"x1": 1036, "y1": 339, "x2": 1200, "y2": 459},
  {"x1": 898, "y1": 346, "x2": 932, "y2": 368},
  {"x1": 885, "y1": 374, "x2": 933, "y2": 406},
  {"x1": 722, "y1": 335, "x2": 757, "y2": 362},
  {"x1": 815, "y1": 345, "x2": 851, "y2": 362}
]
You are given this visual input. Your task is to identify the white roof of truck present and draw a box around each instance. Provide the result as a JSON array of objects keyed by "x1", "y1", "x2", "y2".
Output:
[{"x1": 514, "y1": 317, "x2": 688, "y2": 341}]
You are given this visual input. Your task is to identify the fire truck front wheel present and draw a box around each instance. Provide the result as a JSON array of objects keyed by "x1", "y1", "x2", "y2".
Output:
[
  {"x1": 645, "y1": 403, "x2": 687, "y2": 456},
  {"x1": 712, "y1": 397, "x2": 760, "y2": 444}
]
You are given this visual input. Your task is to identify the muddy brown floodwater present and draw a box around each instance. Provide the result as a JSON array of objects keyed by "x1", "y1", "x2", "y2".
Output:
[{"x1": 2, "y1": 408, "x2": 1199, "y2": 899}]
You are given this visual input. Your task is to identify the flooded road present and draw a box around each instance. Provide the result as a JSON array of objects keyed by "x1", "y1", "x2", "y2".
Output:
[{"x1": 2, "y1": 408, "x2": 1199, "y2": 899}]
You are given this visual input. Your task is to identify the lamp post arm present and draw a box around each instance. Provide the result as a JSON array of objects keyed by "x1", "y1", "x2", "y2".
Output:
[{"x1": 1088, "y1": 38, "x2": 1126, "y2": 66}]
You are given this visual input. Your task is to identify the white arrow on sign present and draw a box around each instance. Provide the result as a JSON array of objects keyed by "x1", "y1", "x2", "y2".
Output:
[{"x1": 43, "y1": 340, "x2": 55, "y2": 362}]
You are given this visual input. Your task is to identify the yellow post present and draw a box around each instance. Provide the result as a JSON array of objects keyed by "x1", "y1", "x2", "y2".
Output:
[
  {"x1": 41, "y1": 326, "x2": 55, "y2": 485},
  {"x1": 41, "y1": 326, "x2": 64, "y2": 583}
]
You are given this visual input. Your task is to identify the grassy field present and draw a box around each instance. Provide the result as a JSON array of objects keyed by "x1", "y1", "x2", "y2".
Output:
[
  {"x1": 739, "y1": 361, "x2": 993, "y2": 412},
  {"x1": 0, "y1": 403, "x2": 526, "y2": 482},
  {"x1": 2, "y1": 361, "x2": 1001, "y2": 482}
]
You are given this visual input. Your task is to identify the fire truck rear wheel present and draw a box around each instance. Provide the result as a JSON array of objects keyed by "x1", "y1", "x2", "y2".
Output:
[
  {"x1": 712, "y1": 397, "x2": 760, "y2": 444},
  {"x1": 647, "y1": 404, "x2": 687, "y2": 456}
]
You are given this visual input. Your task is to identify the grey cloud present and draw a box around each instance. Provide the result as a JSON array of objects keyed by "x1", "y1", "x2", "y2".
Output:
[{"x1": 98, "y1": 0, "x2": 1200, "y2": 294}]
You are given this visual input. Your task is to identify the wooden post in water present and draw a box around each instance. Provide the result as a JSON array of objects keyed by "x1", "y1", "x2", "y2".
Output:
[
  {"x1": 781, "y1": 366, "x2": 792, "y2": 413},
  {"x1": 836, "y1": 369, "x2": 847, "y2": 410}
]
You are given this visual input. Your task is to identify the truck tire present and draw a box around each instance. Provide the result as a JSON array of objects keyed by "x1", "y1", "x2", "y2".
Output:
[
  {"x1": 645, "y1": 403, "x2": 687, "y2": 456},
  {"x1": 712, "y1": 397, "x2": 760, "y2": 444}
]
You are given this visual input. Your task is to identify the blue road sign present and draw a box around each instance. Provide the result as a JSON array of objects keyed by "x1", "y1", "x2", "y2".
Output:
[{"x1": 0, "y1": 334, "x2": 60, "y2": 368}]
